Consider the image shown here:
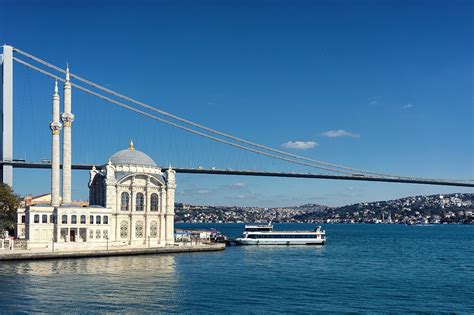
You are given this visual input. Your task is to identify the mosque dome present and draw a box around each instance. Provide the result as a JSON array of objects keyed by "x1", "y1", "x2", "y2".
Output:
[{"x1": 109, "y1": 141, "x2": 157, "y2": 167}]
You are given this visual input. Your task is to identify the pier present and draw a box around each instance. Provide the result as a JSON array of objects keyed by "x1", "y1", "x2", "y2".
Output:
[{"x1": 0, "y1": 243, "x2": 225, "y2": 261}]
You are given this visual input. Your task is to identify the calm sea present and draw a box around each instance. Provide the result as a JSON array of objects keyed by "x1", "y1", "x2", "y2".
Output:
[{"x1": 0, "y1": 224, "x2": 473, "y2": 313}]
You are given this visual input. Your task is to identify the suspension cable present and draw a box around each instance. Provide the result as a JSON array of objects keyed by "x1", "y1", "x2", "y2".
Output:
[
  {"x1": 14, "y1": 46, "x2": 402, "y2": 178},
  {"x1": 13, "y1": 57, "x2": 364, "y2": 176},
  {"x1": 13, "y1": 54, "x2": 473, "y2": 184}
]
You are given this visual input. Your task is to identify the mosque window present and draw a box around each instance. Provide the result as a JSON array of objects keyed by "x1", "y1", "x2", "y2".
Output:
[
  {"x1": 80, "y1": 215, "x2": 86, "y2": 224},
  {"x1": 150, "y1": 221, "x2": 158, "y2": 238},
  {"x1": 103, "y1": 216, "x2": 109, "y2": 224},
  {"x1": 42, "y1": 214, "x2": 48, "y2": 223},
  {"x1": 120, "y1": 221, "x2": 128, "y2": 238},
  {"x1": 61, "y1": 228, "x2": 67, "y2": 241},
  {"x1": 121, "y1": 192, "x2": 130, "y2": 211},
  {"x1": 96, "y1": 216, "x2": 101, "y2": 224},
  {"x1": 71, "y1": 215, "x2": 77, "y2": 224},
  {"x1": 34, "y1": 214, "x2": 39, "y2": 223},
  {"x1": 50, "y1": 214, "x2": 55, "y2": 224},
  {"x1": 135, "y1": 221, "x2": 144, "y2": 238},
  {"x1": 150, "y1": 193, "x2": 159, "y2": 211},
  {"x1": 89, "y1": 230, "x2": 94, "y2": 239},
  {"x1": 136, "y1": 193, "x2": 144, "y2": 211},
  {"x1": 62, "y1": 215, "x2": 67, "y2": 224},
  {"x1": 96, "y1": 230, "x2": 101, "y2": 239},
  {"x1": 103, "y1": 230, "x2": 108, "y2": 239},
  {"x1": 21, "y1": 215, "x2": 26, "y2": 223},
  {"x1": 90, "y1": 215, "x2": 94, "y2": 224}
]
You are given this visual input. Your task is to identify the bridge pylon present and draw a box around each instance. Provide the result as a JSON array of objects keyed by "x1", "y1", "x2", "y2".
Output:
[{"x1": 0, "y1": 45, "x2": 13, "y2": 187}]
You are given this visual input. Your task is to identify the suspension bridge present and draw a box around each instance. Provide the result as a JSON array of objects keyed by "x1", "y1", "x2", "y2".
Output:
[{"x1": 1, "y1": 44, "x2": 473, "y2": 189}]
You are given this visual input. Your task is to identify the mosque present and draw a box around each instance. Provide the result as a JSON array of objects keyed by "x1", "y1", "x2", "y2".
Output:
[{"x1": 16, "y1": 67, "x2": 176, "y2": 250}]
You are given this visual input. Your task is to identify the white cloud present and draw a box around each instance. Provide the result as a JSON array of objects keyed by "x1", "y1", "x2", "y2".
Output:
[
  {"x1": 402, "y1": 103, "x2": 413, "y2": 109},
  {"x1": 196, "y1": 189, "x2": 210, "y2": 194},
  {"x1": 281, "y1": 141, "x2": 318, "y2": 150},
  {"x1": 321, "y1": 130, "x2": 360, "y2": 138}
]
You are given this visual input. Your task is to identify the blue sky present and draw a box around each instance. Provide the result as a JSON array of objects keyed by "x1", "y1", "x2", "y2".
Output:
[{"x1": 1, "y1": 0, "x2": 472, "y2": 207}]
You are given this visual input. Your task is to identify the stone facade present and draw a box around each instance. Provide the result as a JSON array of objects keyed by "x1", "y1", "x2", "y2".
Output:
[
  {"x1": 17, "y1": 144, "x2": 176, "y2": 250},
  {"x1": 88, "y1": 144, "x2": 176, "y2": 247}
]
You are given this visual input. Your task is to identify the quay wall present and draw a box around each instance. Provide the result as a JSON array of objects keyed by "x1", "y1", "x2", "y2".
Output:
[{"x1": 0, "y1": 243, "x2": 225, "y2": 261}]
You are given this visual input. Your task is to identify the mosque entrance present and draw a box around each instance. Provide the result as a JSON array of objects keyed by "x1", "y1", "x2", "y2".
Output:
[{"x1": 70, "y1": 229, "x2": 76, "y2": 242}]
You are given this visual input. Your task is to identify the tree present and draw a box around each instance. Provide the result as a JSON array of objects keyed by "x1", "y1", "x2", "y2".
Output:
[{"x1": 0, "y1": 184, "x2": 21, "y2": 236}]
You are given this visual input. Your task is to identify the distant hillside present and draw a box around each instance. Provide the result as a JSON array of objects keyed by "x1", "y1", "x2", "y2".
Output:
[
  {"x1": 293, "y1": 193, "x2": 473, "y2": 224},
  {"x1": 175, "y1": 193, "x2": 473, "y2": 224}
]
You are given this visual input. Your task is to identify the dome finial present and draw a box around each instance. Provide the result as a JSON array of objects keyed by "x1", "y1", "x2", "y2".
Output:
[{"x1": 129, "y1": 139, "x2": 134, "y2": 151}]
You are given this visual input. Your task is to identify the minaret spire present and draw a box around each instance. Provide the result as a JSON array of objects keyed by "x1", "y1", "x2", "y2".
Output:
[
  {"x1": 50, "y1": 80, "x2": 62, "y2": 207},
  {"x1": 129, "y1": 139, "x2": 134, "y2": 151},
  {"x1": 61, "y1": 64, "x2": 74, "y2": 204}
]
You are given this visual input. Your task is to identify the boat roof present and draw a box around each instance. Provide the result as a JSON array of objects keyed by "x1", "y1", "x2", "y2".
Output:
[{"x1": 244, "y1": 224, "x2": 273, "y2": 228}]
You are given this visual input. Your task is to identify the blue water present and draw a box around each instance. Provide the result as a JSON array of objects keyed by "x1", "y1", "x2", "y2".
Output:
[{"x1": 0, "y1": 224, "x2": 473, "y2": 313}]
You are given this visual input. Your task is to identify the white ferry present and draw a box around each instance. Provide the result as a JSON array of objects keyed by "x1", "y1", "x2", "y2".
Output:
[{"x1": 235, "y1": 223, "x2": 325, "y2": 245}]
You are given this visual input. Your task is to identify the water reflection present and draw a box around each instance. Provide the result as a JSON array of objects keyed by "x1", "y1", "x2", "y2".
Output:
[{"x1": 0, "y1": 255, "x2": 178, "y2": 313}]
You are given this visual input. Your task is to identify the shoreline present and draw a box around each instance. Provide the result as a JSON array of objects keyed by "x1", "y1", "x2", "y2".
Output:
[{"x1": 0, "y1": 243, "x2": 225, "y2": 261}]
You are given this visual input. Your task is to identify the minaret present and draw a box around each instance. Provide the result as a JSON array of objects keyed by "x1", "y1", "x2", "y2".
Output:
[
  {"x1": 50, "y1": 80, "x2": 62, "y2": 207},
  {"x1": 61, "y1": 65, "x2": 74, "y2": 204},
  {"x1": 165, "y1": 166, "x2": 176, "y2": 243}
]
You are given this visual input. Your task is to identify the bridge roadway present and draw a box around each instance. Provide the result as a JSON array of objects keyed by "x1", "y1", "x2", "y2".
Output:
[{"x1": 2, "y1": 161, "x2": 473, "y2": 188}]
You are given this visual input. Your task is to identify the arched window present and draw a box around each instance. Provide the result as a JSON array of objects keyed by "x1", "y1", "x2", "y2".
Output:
[
  {"x1": 150, "y1": 221, "x2": 158, "y2": 238},
  {"x1": 103, "y1": 216, "x2": 109, "y2": 224},
  {"x1": 42, "y1": 214, "x2": 48, "y2": 223},
  {"x1": 62, "y1": 215, "x2": 67, "y2": 224},
  {"x1": 34, "y1": 214, "x2": 39, "y2": 223},
  {"x1": 96, "y1": 215, "x2": 101, "y2": 224},
  {"x1": 120, "y1": 221, "x2": 128, "y2": 239},
  {"x1": 150, "y1": 193, "x2": 159, "y2": 211},
  {"x1": 50, "y1": 214, "x2": 55, "y2": 224},
  {"x1": 121, "y1": 192, "x2": 129, "y2": 211},
  {"x1": 136, "y1": 193, "x2": 144, "y2": 211},
  {"x1": 135, "y1": 220, "x2": 144, "y2": 238},
  {"x1": 80, "y1": 215, "x2": 86, "y2": 224},
  {"x1": 90, "y1": 215, "x2": 94, "y2": 224},
  {"x1": 71, "y1": 215, "x2": 77, "y2": 224}
]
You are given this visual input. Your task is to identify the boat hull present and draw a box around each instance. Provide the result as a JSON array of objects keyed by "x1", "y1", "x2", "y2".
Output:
[{"x1": 235, "y1": 238, "x2": 325, "y2": 246}]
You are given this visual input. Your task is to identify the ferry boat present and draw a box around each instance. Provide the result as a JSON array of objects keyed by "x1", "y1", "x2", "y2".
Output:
[{"x1": 235, "y1": 223, "x2": 325, "y2": 245}]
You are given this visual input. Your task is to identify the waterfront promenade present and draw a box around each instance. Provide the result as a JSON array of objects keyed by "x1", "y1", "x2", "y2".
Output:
[{"x1": 0, "y1": 243, "x2": 225, "y2": 261}]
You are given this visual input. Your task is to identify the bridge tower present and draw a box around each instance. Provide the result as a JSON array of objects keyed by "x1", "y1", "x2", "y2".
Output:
[{"x1": 0, "y1": 45, "x2": 13, "y2": 187}]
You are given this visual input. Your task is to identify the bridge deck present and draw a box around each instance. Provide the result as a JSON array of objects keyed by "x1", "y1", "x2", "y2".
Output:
[{"x1": 2, "y1": 161, "x2": 472, "y2": 187}]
